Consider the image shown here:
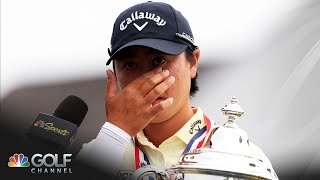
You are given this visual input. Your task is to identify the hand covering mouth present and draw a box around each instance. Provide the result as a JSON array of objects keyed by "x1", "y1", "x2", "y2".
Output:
[{"x1": 152, "y1": 97, "x2": 165, "y2": 106}]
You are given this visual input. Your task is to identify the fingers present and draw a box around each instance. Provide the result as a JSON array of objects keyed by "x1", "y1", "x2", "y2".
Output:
[
  {"x1": 144, "y1": 75, "x2": 175, "y2": 104},
  {"x1": 149, "y1": 97, "x2": 174, "y2": 116},
  {"x1": 139, "y1": 69, "x2": 171, "y2": 96},
  {"x1": 106, "y1": 70, "x2": 118, "y2": 98},
  {"x1": 127, "y1": 67, "x2": 163, "y2": 90}
]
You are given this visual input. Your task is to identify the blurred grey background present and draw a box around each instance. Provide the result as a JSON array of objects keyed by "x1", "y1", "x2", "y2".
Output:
[{"x1": 1, "y1": 0, "x2": 320, "y2": 179}]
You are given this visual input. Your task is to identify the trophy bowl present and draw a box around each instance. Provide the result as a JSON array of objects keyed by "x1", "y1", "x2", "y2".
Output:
[{"x1": 166, "y1": 148, "x2": 273, "y2": 180}]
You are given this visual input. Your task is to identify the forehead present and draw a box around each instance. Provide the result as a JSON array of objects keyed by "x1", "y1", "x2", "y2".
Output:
[{"x1": 114, "y1": 46, "x2": 165, "y2": 60}]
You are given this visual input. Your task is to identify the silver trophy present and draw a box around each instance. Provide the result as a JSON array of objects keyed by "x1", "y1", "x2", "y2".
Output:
[{"x1": 131, "y1": 97, "x2": 278, "y2": 180}]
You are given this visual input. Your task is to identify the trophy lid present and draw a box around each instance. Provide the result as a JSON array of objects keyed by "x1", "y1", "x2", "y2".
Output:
[
  {"x1": 221, "y1": 96, "x2": 244, "y2": 123},
  {"x1": 211, "y1": 96, "x2": 249, "y2": 156}
]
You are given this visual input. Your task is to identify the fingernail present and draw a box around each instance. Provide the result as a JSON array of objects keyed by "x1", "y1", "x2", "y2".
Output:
[
  {"x1": 163, "y1": 70, "x2": 169, "y2": 76},
  {"x1": 106, "y1": 70, "x2": 111, "y2": 77},
  {"x1": 168, "y1": 76, "x2": 175, "y2": 82}
]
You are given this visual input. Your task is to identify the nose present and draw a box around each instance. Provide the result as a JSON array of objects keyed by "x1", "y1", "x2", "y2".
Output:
[{"x1": 140, "y1": 64, "x2": 159, "y2": 76}]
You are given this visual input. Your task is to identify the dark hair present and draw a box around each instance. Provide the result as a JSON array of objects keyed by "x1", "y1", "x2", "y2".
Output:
[{"x1": 185, "y1": 49, "x2": 199, "y2": 98}]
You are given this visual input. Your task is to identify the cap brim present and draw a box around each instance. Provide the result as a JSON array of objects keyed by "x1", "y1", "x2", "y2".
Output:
[{"x1": 106, "y1": 38, "x2": 188, "y2": 65}]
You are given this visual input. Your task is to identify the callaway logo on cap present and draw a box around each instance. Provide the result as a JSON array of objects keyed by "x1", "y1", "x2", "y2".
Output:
[
  {"x1": 106, "y1": 1, "x2": 197, "y2": 65},
  {"x1": 120, "y1": 11, "x2": 167, "y2": 31}
]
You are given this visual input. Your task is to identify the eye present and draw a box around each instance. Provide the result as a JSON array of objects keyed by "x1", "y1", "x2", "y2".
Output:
[
  {"x1": 124, "y1": 62, "x2": 137, "y2": 70},
  {"x1": 152, "y1": 57, "x2": 166, "y2": 66}
]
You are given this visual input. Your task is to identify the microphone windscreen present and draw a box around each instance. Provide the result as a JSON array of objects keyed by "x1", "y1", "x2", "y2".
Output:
[{"x1": 53, "y1": 95, "x2": 88, "y2": 127}]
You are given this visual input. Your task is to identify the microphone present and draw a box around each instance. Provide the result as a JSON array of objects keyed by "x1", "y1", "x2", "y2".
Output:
[{"x1": 27, "y1": 95, "x2": 88, "y2": 149}]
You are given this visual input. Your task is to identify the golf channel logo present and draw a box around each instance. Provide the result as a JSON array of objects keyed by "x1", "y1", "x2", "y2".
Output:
[{"x1": 8, "y1": 153, "x2": 72, "y2": 174}]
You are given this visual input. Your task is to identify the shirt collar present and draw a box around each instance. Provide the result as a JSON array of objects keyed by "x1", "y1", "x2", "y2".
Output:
[
  {"x1": 137, "y1": 107, "x2": 207, "y2": 147},
  {"x1": 174, "y1": 107, "x2": 206, "y2": 144}
]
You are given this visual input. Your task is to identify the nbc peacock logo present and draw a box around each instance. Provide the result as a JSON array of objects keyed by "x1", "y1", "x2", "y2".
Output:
[
  {"x1": 8, "y1": 153, "x2": 30, "y2": 167},
  {"x1": 34, "y1": 120, "x2": 45, "y2": 128}
]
